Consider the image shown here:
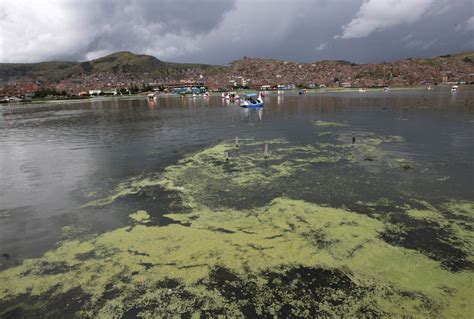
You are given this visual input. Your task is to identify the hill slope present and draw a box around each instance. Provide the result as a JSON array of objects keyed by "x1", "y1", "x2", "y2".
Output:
[
  {"x1": 0, "y1": 51, "x2": 222, "y2": 82},
  {"x1": 0, "y1": 51, "x2": 472, "y2": 92}
]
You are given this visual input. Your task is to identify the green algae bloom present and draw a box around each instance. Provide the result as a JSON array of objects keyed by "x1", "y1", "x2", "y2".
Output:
[
  {"x1": 1, "y1": 198, "x2": 473, "y2": 318},
  {"x1": 312, "y1": 120, "x2": 347, "y2": 127},
  {"x1": 82, "y1": 134, "x2": 407, "y2": 210},
  {"x1": 4, "y1": 137, "x2": 473, "y2": 318},
  {"x1": 81, "y1": 175, "x2": 163, "y2": 208},
  {"x1": 129, "y1": 210, "x2": 151, "y2": 224}
]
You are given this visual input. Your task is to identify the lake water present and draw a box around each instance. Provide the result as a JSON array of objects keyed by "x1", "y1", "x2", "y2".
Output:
[{"x1": 0, "y1": 88, "x2": 473, "y2": 317}]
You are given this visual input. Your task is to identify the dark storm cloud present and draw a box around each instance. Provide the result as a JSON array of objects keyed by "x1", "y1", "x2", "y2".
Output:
[
  {"x1": 87, "y1": 0, "x2": 234, "y2": 35},
  {"x1": 0, "y1": 0, "x2": 472, "y2": 64}
]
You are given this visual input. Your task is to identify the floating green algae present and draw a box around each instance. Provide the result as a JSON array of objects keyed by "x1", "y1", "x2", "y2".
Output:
[
  {"x1": 60, "y1": 225, "x2": 94, "y2": 242},
  {"x1": 318, "y1": 131, "x2": 333, "y2": 137},
  {"x1": 376, "y1": 198, "x2": 474, "y2": 272},
  {"x1": 81, "y1": 139, "x2": 342, "y2": 210},
  {"x1": 81, "y1": 175, "x2": 163, "y2": 208},
  {"x1": 82, "y1": 135, "x2": 408, "y2": 210},
  {"x1": 37, "y1": 137, "x2": 472, "y2": 317},
  {"x1": 406, "y1": 209, "x2": 444, "y2": 222},
  {"x1": 129, "y1": 210, "x2": 151, "y2": 224},
  {"x1": 312, "y1": 120, "x2": 347, "y2": 127},
  {"x1": 0, "y1": 198, "x2": 473, "y2": 318}
]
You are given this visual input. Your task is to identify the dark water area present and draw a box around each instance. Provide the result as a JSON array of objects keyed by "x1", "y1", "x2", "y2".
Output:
[
  {"x1": 0, "y1": 88, "x2": 473, "y2": 317},
  {"x1": 0, "y1": 88, "x2": 473, "y2": 263}
]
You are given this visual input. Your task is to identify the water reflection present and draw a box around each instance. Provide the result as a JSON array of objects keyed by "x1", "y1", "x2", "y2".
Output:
[
  {"x1": 277, "y1": 94, "x2": 283, "y2": 105},
  {"x1": 147, "y1": 99, "x2": 156, "y2": 109}
]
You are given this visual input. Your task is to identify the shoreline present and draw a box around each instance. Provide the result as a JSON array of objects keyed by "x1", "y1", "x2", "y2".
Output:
[{"x1": 0, "y1": 84, "x2": 468, "y2": 108}]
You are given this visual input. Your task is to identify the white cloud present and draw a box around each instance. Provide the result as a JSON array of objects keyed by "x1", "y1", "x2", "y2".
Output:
[
  {"x1": 0, "y1": 0, "x2": 234, "y2": 63},
  {"x1": 336, "y1": 0, "x2": 434, "y2": 39},
  {"x1": 314, "y1": 42, "x2": 328, "y2": 51},
  {"x1": 455, "y1": 16, "x2": 474, "y2": 32},
  {"x1": 0, "y1": 1, "x2": 91, "y2": 62},
  {"x1": 463, "y1": 16, "x2": 474, "y2": 31}
]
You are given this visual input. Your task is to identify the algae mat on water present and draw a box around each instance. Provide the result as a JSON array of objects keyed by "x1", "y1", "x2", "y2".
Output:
[
  {"x1": 1, "y1": 138, "x2": 473, "y2": 318},
  {"x1": 0, "y1": 199, "x2": 473, "y2": 318},
  {"x1": 82, "y1": 135, "x2": 409, "y2": 211}
]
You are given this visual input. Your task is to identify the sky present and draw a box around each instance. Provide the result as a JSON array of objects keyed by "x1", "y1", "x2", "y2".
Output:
[{"x1": 0, "y1": 0, "x2": 473, "y2": 64}]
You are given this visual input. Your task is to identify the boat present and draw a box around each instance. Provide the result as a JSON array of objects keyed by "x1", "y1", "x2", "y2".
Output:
[
  {"x1": 222, "y1": 92, "x2": 240, "y2": 100},
  {"x1": 451, "y1": 85, "x2": 459, "y2": 91},
  {"x1": 358, "y1": 88, "x2": 366, "y2": 92},
  {"x1": 427, "y1": 85, "x2": 433, "y2": 90},
  {"x1": 147, "y1": 93, "x2": 155, "y2": 100},
  {"x1": 240, "y1": 92, "x2": 264, "y2": 108},
  {"x1": 383, "y1": 87, "x2": 390, "y2": 92}
]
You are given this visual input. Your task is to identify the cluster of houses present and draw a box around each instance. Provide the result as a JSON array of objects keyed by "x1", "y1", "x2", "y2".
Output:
[{"x1": 1, "y1": 54, "x2": 473, "y2": 102}]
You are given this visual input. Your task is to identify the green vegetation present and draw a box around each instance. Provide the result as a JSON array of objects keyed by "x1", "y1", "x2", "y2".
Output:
[{"x1": 0, "y1": 51, "x2": 224, "y2": 82}]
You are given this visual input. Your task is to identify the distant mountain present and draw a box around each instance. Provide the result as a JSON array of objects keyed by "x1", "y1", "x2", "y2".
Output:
[{"x1": 0, "y1": 51, "x2": 223, "y2": 82}]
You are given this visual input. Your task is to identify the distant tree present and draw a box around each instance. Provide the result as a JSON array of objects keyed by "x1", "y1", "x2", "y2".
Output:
[
  {"x1": 33, "y1": 88, "x2": 64, "y2": 98},
  {"x1": 462, "y1": 57, "x2": 473, "y2": 63}
]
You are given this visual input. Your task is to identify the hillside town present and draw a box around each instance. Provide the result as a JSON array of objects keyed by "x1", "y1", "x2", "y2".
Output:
[{"x1": 1, "y1": 53, "x2": 473, "y2": 100}]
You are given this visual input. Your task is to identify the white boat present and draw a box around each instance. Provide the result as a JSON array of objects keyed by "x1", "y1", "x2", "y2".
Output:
[
  {"x1": 383, "y1": 87, "x2": 390, "y2": 92},
  {"x1": 358, "y1": 88, "x2": 367, "y2": 92},
  {"x1": 451, "y1": 85, "x2": 459, "y2": 91},
  {"x1": 240, "y1": 92, "x2": 264, "y2": 108},
  {"x1": 222, "y1": 92, "x2": 240, "y2": 100},
  {"x1": 427, "y1": 86, "x2": 432, "y2": 90}
]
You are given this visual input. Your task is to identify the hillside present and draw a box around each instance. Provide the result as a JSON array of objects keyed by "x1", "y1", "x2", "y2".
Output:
[
  {"x1": 0, "y1": 51, "x2": 473, "y2": 96},
  {"x1": 0, "y1": 51, "x2": 223, "y2": 82},
  {"x1": 216, "y1": 51, "x2": 473, "y2": 88}
]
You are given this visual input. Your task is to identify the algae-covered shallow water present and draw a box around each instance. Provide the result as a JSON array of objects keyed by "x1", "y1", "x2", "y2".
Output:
[{"x1": 0, "y1": 88, "x2": 473, "y2": 317}]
